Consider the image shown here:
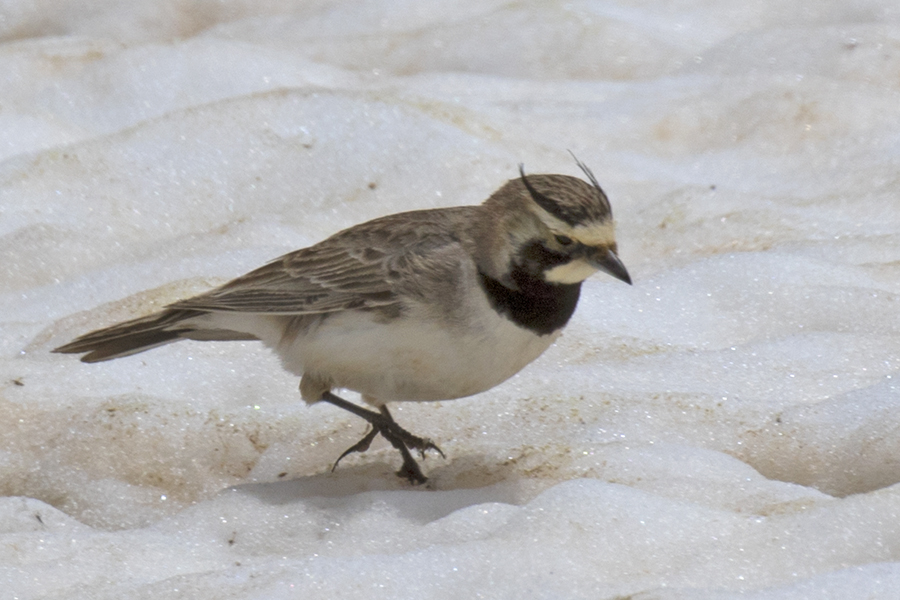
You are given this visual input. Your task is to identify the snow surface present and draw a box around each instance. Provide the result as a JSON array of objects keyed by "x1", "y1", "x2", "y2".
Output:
[{"x1": 3, "y1": 1, "x2": 900, "y2": 598}]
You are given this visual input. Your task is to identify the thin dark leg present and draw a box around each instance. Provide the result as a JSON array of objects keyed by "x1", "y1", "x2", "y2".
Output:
[
  {"x1": 321, "y1": 391, "x2": 444, "y2": 484},
  {"x1": 375, "y1": 424, "x2": 428, "y2": 485}
]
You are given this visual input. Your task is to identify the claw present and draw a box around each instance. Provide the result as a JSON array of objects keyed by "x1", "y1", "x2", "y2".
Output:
[
  {"x1": 331, "y1": 426, "x2": 379, "y2": 472},
  {"x1": 408, "y1": 436, "x2": 444, "y2": 460}
]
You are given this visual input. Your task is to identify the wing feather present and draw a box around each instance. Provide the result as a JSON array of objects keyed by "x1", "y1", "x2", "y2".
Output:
[{"x1": 170, "y1": 207, "x2": 476, "y2": 315}]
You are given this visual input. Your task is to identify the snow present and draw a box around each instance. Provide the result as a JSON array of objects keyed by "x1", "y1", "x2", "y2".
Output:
[{"x1": 3, "y1": 1, "x2": 900, "y2": 598}]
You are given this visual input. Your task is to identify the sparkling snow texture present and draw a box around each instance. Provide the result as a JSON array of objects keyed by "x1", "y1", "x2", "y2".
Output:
[{"x1": 2, "y1": 1, "x2": 900, "y2": 598}]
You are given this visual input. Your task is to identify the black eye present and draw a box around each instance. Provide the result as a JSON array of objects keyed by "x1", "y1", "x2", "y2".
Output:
[{"x1": 555, "y1": 234, "x2": 574, "y2": 246}]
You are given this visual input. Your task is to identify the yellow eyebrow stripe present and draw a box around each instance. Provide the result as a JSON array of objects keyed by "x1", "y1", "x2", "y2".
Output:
[{"x1": 570, "y1": 221, "x2": 615, "y2": 247}]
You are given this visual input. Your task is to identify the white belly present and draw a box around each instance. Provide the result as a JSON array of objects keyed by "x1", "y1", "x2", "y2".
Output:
[
  {"x1": 278, "y1": 307, "x2": 556, "y2": 402},
  {"x1": 193, "y1": 288, "x2": 561, "y2": 404}
]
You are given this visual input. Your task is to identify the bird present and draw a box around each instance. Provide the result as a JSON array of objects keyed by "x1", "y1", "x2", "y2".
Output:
[{"x1": 53, "y1": 159, "x2": 632, "y2": 484}]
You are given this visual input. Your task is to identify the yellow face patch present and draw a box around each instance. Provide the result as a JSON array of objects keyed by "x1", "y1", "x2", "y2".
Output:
[{"x1": 543, "y1": 258, "x2": 599, "y2": 284}]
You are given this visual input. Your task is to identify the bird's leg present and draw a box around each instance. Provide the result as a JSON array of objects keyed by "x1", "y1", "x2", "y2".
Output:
[
  {"x1": 321, "y1": 392, "x2": 444, "y2": 484},
  {"x1": 373, "y1": 422, "x2": 429, "y2": 485}
]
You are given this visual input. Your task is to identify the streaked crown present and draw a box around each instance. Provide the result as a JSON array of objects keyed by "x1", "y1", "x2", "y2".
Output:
[{"x1": 517, "y1": 161, "x2": 612, "y2": 227}]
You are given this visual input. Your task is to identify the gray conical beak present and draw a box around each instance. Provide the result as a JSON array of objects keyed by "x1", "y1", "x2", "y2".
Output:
[{"x1": 590, "y1": 248, "x2": 632, "y2": 285}]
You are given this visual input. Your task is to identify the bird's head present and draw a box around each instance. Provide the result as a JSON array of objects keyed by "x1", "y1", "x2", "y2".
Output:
[{"x1": 478, "y1": 161, "x2": 631, "y2": 289}]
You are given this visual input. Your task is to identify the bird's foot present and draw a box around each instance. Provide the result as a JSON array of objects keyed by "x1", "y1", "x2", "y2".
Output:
[
  {"x1": 385, "y1": 425, "x2": 444, "y2": 461},
  {"x1": 322, "y1": 392, "x2": 443, "y2": 484}
]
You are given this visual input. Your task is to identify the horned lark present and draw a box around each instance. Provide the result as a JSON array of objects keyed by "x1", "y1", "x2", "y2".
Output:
[{"x1": 54, "y1": 160, "x2": 631, "y2": 483}]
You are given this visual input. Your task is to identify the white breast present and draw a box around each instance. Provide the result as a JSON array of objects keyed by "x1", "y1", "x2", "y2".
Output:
[
  {"x1": 294, "y1": 310, "x2": 554, "y2": 403},
  {"x1": 210, "y1": 295, "x2": 557, "y2": 404}
]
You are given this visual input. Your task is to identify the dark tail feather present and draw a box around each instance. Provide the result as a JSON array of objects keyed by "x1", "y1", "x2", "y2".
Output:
[{"x1": 53, "y1": 309, "x2": 202, "y2": 363}]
